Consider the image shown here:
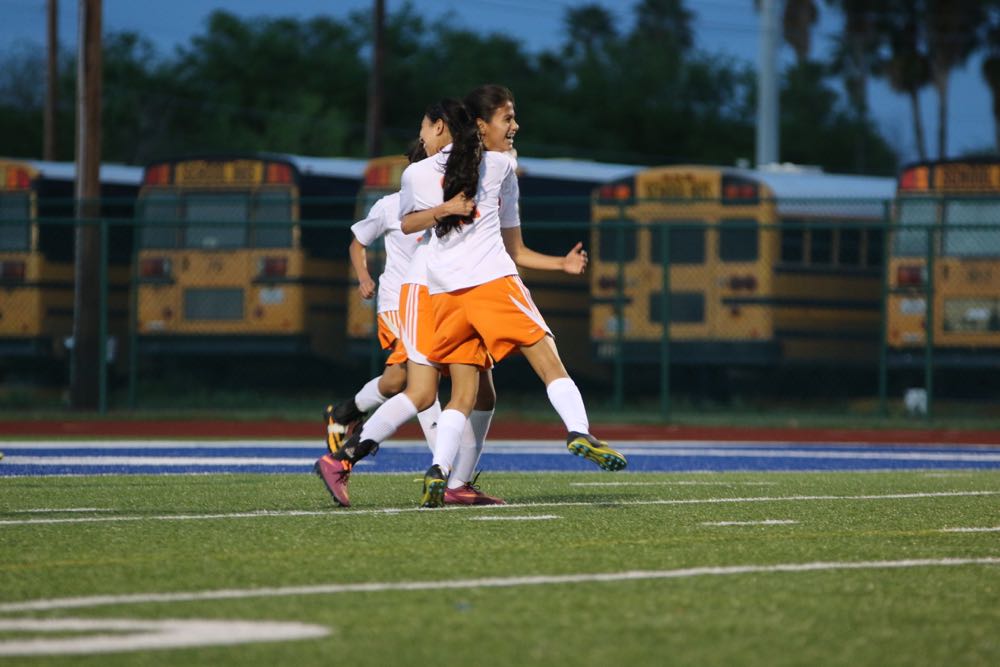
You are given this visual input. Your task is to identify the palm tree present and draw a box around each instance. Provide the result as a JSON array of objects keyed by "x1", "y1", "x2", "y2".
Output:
[
  {"x1": 876, "y1": 0, "x2": 931, "y2": 160},
  {"x1": 925, "y1": 0, "x2": 984, "y2": 158},
  {"x1": 825, "y1": 0, "x2": 882, "y2": 170},
  {"x1": 783, "y1": 0, "x2": 819, "y2": 64}
]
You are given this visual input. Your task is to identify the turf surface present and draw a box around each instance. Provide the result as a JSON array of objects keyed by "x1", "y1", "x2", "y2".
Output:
[{"x1": 1, "y1": 470, "x2": 998, "y2": 666}]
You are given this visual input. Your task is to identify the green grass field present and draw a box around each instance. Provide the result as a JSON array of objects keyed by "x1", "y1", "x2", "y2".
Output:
[{"x1": 1, "y1": 470, "x2": 999, "y2": 666}]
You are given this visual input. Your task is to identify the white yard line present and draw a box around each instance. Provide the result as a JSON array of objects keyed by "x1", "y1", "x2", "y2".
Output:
[
  {"x1": 469, "y1": 515, "x2": 560, "y2": 521},
  {"x1": 701, "y1": 520, "x2": 799, "y2": 526},
  {"x1": 2, "y1": 456, "x2": 316, "y2": 466},
  {"x1": 570, "y1": 481, "x2": 776, "y2": 487},
  {"x1": 7, "y1": 508, "x2": 112, "y2": 513},
  {"x1": 0, "y1": 618, "x2": 328, "y2": 656},
  {"x1": 940, "y1": 526, "x2": 1000, "y2": 533},
  {"x1": 1, "y1": 490, "x2": 996, "y2": 526},
  {"x1": 0, "y1": 557, "x2": 996, "y2": 614}
]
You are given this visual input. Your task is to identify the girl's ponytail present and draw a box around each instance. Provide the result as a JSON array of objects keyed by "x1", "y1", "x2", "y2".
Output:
[{"x1": 436, "y1": 101, "x2": 480, "y2": 237}]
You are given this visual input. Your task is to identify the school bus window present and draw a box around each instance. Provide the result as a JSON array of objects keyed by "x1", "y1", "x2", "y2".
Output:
[
  {"x1": 649, "y1": 221, "x2": 705, "y2": 264},
  {"x1": 810, "y1": 227, "x2": 833, "y2": 264},
  {"x1": 942, "y1": 200, "x2": 1000, "y2": 257},
  {"x1": 0, "y1": 193, "x2": 31, "y2": 250},
  {"x1": 598, "y1": 218, "x2": 637, "y2": 262},
  {"x1": 838, "y1": 227, "x2": 861, "y2": 266},
  {"x1": 185, "y1": 193, "x2": 249, "y2": 249},
  {"x1": 780, "y1": 221, "x2": 804, "y2": 264},
  {"x1": 943, "y1": 298, "x2": 1000, "y2": 333},
  {"x1": 865, "y1": 228, "x2": 883, "y2": 267},
  {"x1": 139, "y1": 195, "x2": 181, "y2": 248},
  {"x1": 650, "y1": 291, "x2": 704, "y2": 323},
  {"x1": 253, "y1": 192, "x2": 293, "y2": 248},
  {"x1": 894, "y1": 199, "x2": 935, "y2": 256},
  {"x1": 719, "y1": 218, "x2": 757, "y2": 262},
  {"x1": 184, "y1": 288, "x2": 243, "y2": 321}
]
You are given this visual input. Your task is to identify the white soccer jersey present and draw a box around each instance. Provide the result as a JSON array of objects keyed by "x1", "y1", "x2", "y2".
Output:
[
  {"x1": 350, "y1": 192, "x2": 425, "y2": 314},
  {"x1": 401, "y1": 231, "x2": 430, "y2": 287},
  {"x1": 398, "y1": 147, "x2": 520, "y2": 295}
]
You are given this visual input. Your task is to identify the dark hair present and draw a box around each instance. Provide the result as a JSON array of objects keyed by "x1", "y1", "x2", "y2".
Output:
[
  {"x1": 405, "y1": 139, "x2": 426, "y2": 164},
  {"x1": 427, "y1": 98, "x2": 477, "y2": 237}
]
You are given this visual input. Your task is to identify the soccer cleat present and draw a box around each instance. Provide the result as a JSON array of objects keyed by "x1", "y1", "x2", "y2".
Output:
[
  {"x1": 324, "y1": 401, "x2": 364, "y2": 456},
  {"x1": 444, "y1": 472, "x2": 505, "y2": 505},
  {"x1": 566, "y1": 432, "x2": 628, "y2": 471},
  {"x1": 314, "y1": 454, "x2": 352, "y2": 507},
  {"x1": 334, "y1": 432, "x2": 380, "y2": 466},
  {"x1": 420, "y1": 464, "x2": 448, "y2": 508}
]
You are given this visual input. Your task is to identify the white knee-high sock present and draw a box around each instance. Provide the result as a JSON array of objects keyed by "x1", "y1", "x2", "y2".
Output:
[
  {"x1": 431, "y1": 409, "x2": 467, "y2": 476},
  {"x1": 545, "y1": 377, "x2": 589, "y2": 434},
  {"x1": 359, "y1": 393, "x2": 418, "y2": 443},
  {"x1": 354, "y1": 376, "x2": 388, "y2": 412},
  {"x1": 416, "y1": 398, "x2": 442, "y2": 453},
  {"x1": 449, "y1": 408, "x2": 493, "y2": 488}
]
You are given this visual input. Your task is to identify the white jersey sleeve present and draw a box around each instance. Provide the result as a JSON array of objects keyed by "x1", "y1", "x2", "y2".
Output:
[
  {"x1": 499, "y1": 166, "x2": 520, "y2": 229},
  {"x1": 350, "y1": 196, "x2": 389, "y2": 246}
]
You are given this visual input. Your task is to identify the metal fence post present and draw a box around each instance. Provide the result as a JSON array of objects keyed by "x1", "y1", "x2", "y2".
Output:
[
  {"x1": 877, "y1": 209, "x2": 890, "y2": 417},
  {"x1": 613, "y1": 207, "x2": 626, "y2": 411},
  {"x1": 924, "y1": 225, "x2": 936, "y2": 420},
  {"x1": 98, "y1": 217, "x2": 108, "y2": 414},
  {"x1": 659, "y1": 222, "x2": 671, "y2": 420},
  {"x1": 127, "y1": 217, "x2": 139, "y2": 409}
]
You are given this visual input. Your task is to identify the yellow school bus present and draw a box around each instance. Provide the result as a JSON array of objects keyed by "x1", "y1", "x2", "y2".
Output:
[
  {"x1": 134, "y1": 154, "x2": 365, "y2": 359},
  {"x1": 591, "y1": 164, "x2": 895, "y2": 366},
  {"x1": 889, "y1": 159, "x2": 1000, "y2": 366},
  {"x1": 346, "y1": 154, "x2": 640, "y2": 375},
  {"x1": 0, "y1": 159, "x2": 139, "y2": 362}
]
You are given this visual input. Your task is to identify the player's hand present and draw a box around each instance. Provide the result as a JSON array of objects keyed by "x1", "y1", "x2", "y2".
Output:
[
  {"x1": 562, "y1": 242, "x2": 588, "y2": 275},
  {"x1": 358, "y1": 277, "x2": 376, "y2": 299},
  {"x1": 441, "y1": 192, "x2": 475, "y2": 218}
]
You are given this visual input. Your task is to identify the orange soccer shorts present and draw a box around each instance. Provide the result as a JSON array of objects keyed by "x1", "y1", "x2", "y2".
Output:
[
  {"x1": 377, "y1": 310, "x2": 408, "y2": 366},
  {"x1": 398, "y1": 283, "x2": 436, "y2": 367},
  {"x1": 428, "y1": 275, "x2": 552, "y2": 368}
]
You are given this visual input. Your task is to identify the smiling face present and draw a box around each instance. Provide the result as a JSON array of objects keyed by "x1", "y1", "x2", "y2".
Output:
[
  {"x1": 477, "y1": 101, "x2": 518, "y2": 152},
  {"x1": 419, "y1": 115, "x2": 450, "y2": 156}
]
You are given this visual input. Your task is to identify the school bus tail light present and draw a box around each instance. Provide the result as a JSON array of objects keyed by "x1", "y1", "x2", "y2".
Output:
[
  {"x1": 597, "y1": 182, "x2": 633, "y2": 201},
  {"x1": 266, "y1": 163, "x2": 293, "y2": 184},
  {"x1": 144, "y1": 164, "x2": 171, "y2": 186},
  {"x1": 258, "y1": 256, "x2": 288, "y2": 278},
  {"x1": 140, "y1": 257, "x2": 172, "y2": 278},
  {"x1": 722, "y1": 176, "x2": 759, "y2": 204},
  {"x1": 6, "y1": 167, "x2": 32, "y2": 189},
  {"x1": 896, "y1": 265, "x2": 925, "y2": 287},
  {"x1": 0, "y1": 260, "x2": 26, "y2": 281}
]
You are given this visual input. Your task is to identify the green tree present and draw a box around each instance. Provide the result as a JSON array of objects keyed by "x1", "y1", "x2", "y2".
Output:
[{"x1": 981, "y1": 0, "x2": 1000, "y2": 152}]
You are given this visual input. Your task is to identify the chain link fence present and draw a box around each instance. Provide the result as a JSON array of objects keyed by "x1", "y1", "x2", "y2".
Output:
[{"x1": 1, "y1": 198, "x2": 998, "y2": 420}]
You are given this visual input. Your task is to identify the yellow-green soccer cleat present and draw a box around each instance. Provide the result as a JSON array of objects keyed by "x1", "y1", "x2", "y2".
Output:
[
  {"x1": 567, "y1": 432, "x2": 627, "y2": 471},
  {"x1": 420, "y1": 464, "x2": 448, "y2": 508}
]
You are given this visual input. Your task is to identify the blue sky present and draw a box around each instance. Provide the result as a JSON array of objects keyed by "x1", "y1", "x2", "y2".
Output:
[{"x1": 0, "y1": 0, "x2": 994, "y2": 164}]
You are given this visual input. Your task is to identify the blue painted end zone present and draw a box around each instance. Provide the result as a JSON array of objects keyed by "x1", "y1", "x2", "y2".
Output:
[{"x1": 1, "y1": 441, "x2": 1000, "y2": 476}]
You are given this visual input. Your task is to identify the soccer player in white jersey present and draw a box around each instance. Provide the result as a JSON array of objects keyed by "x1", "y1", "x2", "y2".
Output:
[
  {"x1": 317, "y1": 100, "x2": 505, "y2": 506},
  {"x1": 314, "y1": 141, "x2": 445, "y2": 507},
  {"x1": 403, "y1": 84, "x2": 627, "y2": 507}
]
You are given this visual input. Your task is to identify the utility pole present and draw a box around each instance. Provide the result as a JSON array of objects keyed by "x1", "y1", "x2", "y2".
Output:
[
  {"x1": 755, "y1": 0, "x2": 781, "y2": 167},
  {"x1": 366, "y1": 0, "x2": 385, "y2": 157},
  {"x1": 44, "y1": 0, "x2": 58, "y2": 161},
  {"x1": 71, "y1": 0, "x2": 103, "y2": 410}
]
